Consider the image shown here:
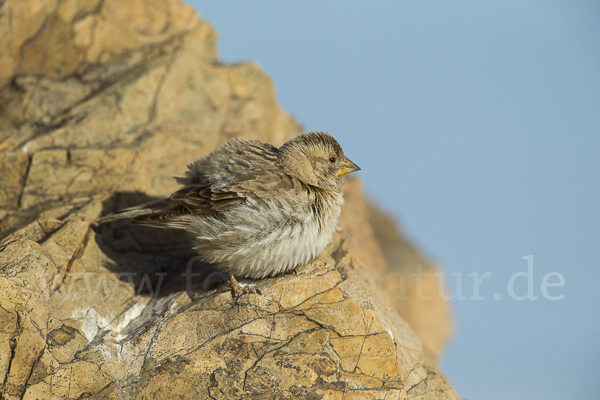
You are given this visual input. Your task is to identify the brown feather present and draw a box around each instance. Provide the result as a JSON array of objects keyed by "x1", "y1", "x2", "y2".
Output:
[{"x1": 96, "y1": 131, "x2": 360, "y2": 281}]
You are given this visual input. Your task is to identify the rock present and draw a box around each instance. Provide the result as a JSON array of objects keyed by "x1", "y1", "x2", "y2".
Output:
[
  {"x1": 368, "y1": 205, "x2": 454, "y2": 359},
  {"x1": 0, "y1": 0, "x2": 457, "y2": 398}
]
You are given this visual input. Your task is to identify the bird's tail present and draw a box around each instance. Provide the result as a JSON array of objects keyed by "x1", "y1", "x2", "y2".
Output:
[{"x1": 96, "y1": 199, "x2": 168, "y2": 224}]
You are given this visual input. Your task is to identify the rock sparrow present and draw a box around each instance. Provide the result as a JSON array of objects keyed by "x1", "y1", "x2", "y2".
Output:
[{"x1": 98, "y1": 131, "x2": 360, "y2": 296}]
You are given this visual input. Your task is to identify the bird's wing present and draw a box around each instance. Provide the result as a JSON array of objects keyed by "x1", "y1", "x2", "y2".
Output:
[
  {"x1": 176, "y1": 139, "x2": 280, "y2": 187},
  {"x1": 210, "y1": 170, "x2": 298, "y2": 211},
  {"x1": 128, "y1": 171, "x2": 298, "y2": 227},
  {"x1": 98, "y1": 139, "x2": 295, "y2": 228}
]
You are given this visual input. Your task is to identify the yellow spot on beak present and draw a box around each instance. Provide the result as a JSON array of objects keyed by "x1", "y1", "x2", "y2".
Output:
[{"x1": 338, "y1": 159, "x2": 361, "y2": 175}]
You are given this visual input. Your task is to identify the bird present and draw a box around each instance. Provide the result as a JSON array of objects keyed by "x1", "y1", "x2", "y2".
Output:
[{"x1": 97, "y1": 131, "x2": 360, "y2": 296}]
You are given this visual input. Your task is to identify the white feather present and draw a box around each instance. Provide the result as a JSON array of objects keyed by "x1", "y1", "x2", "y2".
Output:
[{"x1": 190, "y1": 191, "x2": 343, "y2": 279}]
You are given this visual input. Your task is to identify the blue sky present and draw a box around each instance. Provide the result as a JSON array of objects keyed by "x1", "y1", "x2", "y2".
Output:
[{"x1": 190, "y1": 1, "x2": 600, "y2": 399}]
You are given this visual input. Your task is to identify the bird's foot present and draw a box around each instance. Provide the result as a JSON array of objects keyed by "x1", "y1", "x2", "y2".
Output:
[{"x1": 228, "y1": 272, "x2": 261, "y2": 297}]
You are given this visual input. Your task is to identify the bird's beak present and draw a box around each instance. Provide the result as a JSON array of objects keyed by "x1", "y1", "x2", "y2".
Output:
[{"x1": 338, "y1": 158, "x2": 361, "y2": 176}]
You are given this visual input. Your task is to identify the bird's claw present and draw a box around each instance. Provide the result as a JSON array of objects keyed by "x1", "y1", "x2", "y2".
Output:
[
  {"x1": 228, "y1": 271, "x2": 261, "y2": 297},
  {"x1": 231, "y1": 285, "x2": 261, "y2": 297}
]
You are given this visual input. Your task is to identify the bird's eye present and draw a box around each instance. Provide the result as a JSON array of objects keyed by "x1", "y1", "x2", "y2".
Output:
[{"x1": 329, "y1": 157, "x2": 336, "y2": 163}]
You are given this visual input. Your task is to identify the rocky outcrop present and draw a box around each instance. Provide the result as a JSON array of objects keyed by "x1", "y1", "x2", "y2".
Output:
[{"x1": 0, "y1": 0, "x2": 457, "y2": 398}]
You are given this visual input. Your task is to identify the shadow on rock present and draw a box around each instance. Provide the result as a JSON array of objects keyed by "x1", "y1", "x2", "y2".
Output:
[{"x1": 94, "y1": 191, "x2": 227, "y2": 299}]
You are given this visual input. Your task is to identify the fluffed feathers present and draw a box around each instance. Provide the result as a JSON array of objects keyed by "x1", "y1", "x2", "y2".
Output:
[{"x1": 98, "y1": 131, "x2": 360, "y2": 280}]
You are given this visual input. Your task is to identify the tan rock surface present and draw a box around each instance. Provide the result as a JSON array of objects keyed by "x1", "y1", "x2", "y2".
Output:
[
  {"x1": 368, "y1": 206, "x2": 454, "y2": 359},
  {"x1": 0, "y1": 0, "x2": 457, "y2": 398}
]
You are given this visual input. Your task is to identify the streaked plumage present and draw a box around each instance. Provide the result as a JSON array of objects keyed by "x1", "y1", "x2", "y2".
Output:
[{"x1": 98, "y1": 131, "x2": 360, "y2": 295}]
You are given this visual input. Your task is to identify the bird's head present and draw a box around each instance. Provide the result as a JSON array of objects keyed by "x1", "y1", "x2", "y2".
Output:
[{"x1": 278, "y1": 131, "x2": 360, "y2": 191}]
